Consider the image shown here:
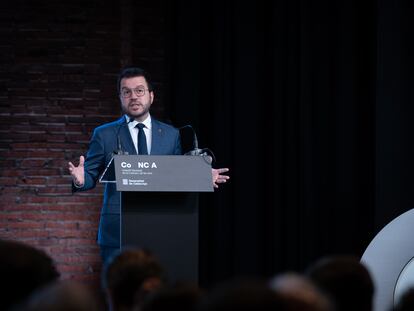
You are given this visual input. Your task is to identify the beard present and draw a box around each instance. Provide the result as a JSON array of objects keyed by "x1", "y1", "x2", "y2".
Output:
[{"x1": 122, "y1": 99, "x2": 152, "y2": 121}]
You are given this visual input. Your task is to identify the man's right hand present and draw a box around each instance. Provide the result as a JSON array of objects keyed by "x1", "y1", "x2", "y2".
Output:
[{"x1": 68, "y1": 156, "x2": 85, "y2": 187}]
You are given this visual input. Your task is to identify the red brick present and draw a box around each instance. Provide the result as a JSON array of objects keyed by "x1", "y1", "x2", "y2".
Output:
[
  {"x1": 0, "y1": 204, "x2": 43, "y2": 211},
  {"x1": 20, "y1": 159, "x2": 47, "y2": 168},
  {"x1": 25, "y1": 169, "x2": 61, "y2": 177},
  {"x1": 37, "y1": 187, "x2": 72, "y2": 195},
  {"x1": 0, "y1": 170, "x2": 23, "y2": 177},
  {"x1": 0, "y1": 177, "x2": 18, "y2": 185},
  {"x1": 26, "y1": 197, "x2": 59, "y2": 204},
  {"x1": 7, "y1": 221, "x2": 45, "y2": 229},
  {"x1": 34, "y1": 238, "x2": 61, "y2": 247},
  {"x1": 47, "y1": 177, "x2": 72, "y2": 185},
  {"x1": 21, "y1": 212, "x2": 98, "y2": 222},
  {"x1": 49, "y1": 229, "x2": 96, "y2": 239},
  {"x1": 54, "y1": 254, "x2": 101, "y2": 264},
  {"x1": 1, "y1": 0, "x2": 166, "y2": 285},
  {"x1": 13, "y1": 230, "x2": 49, "y2": 238},
  {"x1": 19, "y1": 177, "x2": 47, "y2": 185},
  {"x1": 45, "y1": 222, "x2": 79, "y2": 230},
  {"x1": 0, "y1": 160, "x2": 16, "y2": 168},
  {"x1": 59, "y1": 238, "x2": 98, "y2": 247},
  {"x1": 10, "y1": 142, "x2": 49, "y2": 150}
]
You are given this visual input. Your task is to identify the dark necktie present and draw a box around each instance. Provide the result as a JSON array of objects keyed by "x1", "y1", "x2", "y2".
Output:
[{"x1": 136, "y1": 123, "x2": 148, "y2": 155}]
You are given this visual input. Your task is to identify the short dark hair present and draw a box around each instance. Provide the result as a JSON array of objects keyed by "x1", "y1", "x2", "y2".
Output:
[
  {"x1": 0, "y1": 239, "x2": 60, "y2": 310},
  {"x1": 103, "y1": 248, "x2": 165, "y2": 310},
  {"x1": 141, "y1": 282, "x2": 204, "y2": 311},
  {"x1": 22, "y1": 281, "x2": 98, "y2": 311},
  {"x1": 307, "y1": 256, "x2": 374, "y2": 311},
  {"x1": 117, "y1": 67, "x2": 154, "y2": 94},
  {"x1": 199, "y1": 278, "x2": 285, "y2": 311}
]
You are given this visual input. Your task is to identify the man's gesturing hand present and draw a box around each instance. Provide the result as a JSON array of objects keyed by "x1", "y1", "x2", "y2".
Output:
[
  {"x1": 212, "y1": 168, "x2": 230, "y2": 189},
  {"x1": 68, "y1": 156, "x2": 85, "y2": 187}
]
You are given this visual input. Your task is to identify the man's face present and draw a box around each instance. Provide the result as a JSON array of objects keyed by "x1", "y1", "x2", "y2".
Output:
[{"x1": 120, "y1": 76, "x2": 154, "y2": 122}]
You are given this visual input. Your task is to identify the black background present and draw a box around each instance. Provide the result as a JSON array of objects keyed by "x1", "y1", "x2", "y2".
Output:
[{"x1": 165, "y1": 0, "x2": 414, "y2": 287}]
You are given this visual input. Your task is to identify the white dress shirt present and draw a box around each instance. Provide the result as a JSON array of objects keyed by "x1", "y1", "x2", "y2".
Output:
[{"x1": 125, "y1": 115, "x2": 152, "y2": 154}]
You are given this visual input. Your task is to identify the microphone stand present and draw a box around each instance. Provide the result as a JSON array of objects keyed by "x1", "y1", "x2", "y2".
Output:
[{"x1": 180, "y1": 125, "x2": 216, "y2": 164}]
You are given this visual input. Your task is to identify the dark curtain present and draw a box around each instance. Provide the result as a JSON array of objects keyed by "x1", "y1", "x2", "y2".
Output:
[{"x1": 165, "y1": 0, "x2": 414, "y2": 288}]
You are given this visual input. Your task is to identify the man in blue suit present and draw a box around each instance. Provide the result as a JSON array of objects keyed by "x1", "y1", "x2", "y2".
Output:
[{"x1": 68, "y1": 67, "x2": 229, "y2": 263}]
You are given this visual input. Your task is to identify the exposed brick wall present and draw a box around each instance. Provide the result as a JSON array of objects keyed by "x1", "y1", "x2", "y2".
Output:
[{"x1": 0, "y1": 0, "x2": 166, "y2": 286}]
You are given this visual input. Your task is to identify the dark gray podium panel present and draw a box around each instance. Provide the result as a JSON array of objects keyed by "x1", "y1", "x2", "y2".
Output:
[
  {"x1": 114, "y1": 155, "x2": 213, "y2": 192},
  {"x1": 121, "y1": 192, "x2": 199, "y2": 283}
]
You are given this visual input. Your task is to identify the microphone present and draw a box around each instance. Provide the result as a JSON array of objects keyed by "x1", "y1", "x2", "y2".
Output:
[
  {"x1": 179, "y1": 125, "x2": 216, "y2": 164},
  {"x1": 179, "y1": 125, "x2": 203, "y2": 156},
  {"x1": 114, "y1": 117, "x2": 134, "y2": 155}
]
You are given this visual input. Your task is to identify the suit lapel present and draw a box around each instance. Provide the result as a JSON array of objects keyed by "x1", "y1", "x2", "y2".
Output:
[
  {"x1": 150, "y1": 119, "x2": 163, "y2": 155},
  {"x1": 117, "y1": 117, "x2": 137, "y2": 155}
]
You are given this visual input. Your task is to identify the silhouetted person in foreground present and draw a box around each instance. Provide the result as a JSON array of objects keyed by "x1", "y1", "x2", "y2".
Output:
[
  {"x1": 17, "y1": 281, "x2": 98, "y2": 311},
  {"x1": 199, "y1": 278, "x2": 285, "y2": 311},
  {"x1": 102, "y1": 248, "x2": 165, "y2": 311},
  {"x1": 141, "y1": 282, "x2": 203, "y2": 311},
  {"x1": 270, "y1": 272, "x2": 332, "y2": 311},
  {"x1": 394, "y1": 288, "x2": 414, "y2": 311},
  {"x1": 0, "y1": 239, "x2": 59, "y2": 311},
  {"x1": 306, "y1": 255, "x2": 374, "y2": 311}
]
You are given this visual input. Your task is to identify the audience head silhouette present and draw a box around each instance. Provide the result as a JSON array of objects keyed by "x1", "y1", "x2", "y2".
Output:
[
  {"x1": 103, "y1": 248, "x2": 165, "y2": 311},
  {"x1": 307, "y1": 255, "x2": 374, "y2": 311},
  {"x1": 270, "y1": 272, "x2": 332, "y2": 311},
  {"x1": 394, "y1": 287, "x2": 414, "y2": 311},
  {"x1": 199, "y1": 278, "x2": 285, "y2": 311},
  {"x1": 0, "y1": 239, "x2": 59, "y2": 311},
  {"x1": 18, "y1": 281, "x2": 98, "y2": 311},
  {"x1": 141, "y1": 281, "x2": 203, "y2": 311}
]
